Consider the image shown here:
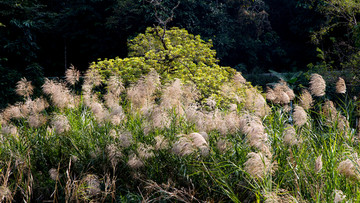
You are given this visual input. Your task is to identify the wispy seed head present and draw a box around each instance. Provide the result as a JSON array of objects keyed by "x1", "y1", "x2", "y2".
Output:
[
  {"x1": 65, "y1": 65, "x2": 80, "y2": 86},
  {"x1": 16, "y1": 77, "x2": 34, "y2": 97},
  {"x1": 51, "y1": 114, "x2": 70, "y2": 134},
  {"x1": 28, "y1": 113, "x2": 47, "y2": 128},
  {"x1": 244, "y1": 152, "x2": 275, "y2": 179},
  {"x1": 49, "y1": 168, "x2": 59, "y2": 181},
  {"x1": 127, "y1": 154, "x2": 144, "y2": 169},
  {"x1": 315, "y1": 155, "x2": 323, "y2": 173},
  {"x1": 309, "y1": 73, "x2": 326, "y2": 97},
  {"x1": 293, "y1": 106, "x2": 307, "y2": 126},
  {"x1": 336, "y1": 77, "x2": 346, "y2": 94},
  {"x1": 299, "y1": 89, "x2": 313, "y2": 110}
]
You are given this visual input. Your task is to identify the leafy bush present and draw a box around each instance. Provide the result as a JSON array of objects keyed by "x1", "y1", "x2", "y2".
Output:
[{"x1": 90, "y1": 27, "x2": 237, "y2": 101}]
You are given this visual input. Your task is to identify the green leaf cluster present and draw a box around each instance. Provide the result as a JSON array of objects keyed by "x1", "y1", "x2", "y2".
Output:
[{"x1": 90, "y1": 27, "x2": 237, "y2": 101}]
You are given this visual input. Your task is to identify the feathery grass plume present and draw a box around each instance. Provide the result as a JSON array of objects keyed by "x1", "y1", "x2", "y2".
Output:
[
  {"x1": 244, "y1": 152, "x2": 275, "y2": 179},
  {"x1": 137, "y1": 143, "x2": 155, "y2": 159},
  {"x1": 334, "y1": 189, "x2": 346, "y2": 203},
  {"x1": 275, "y1": 80, "x2": 295, "y2": 100},
  {"x1": 154, "y1": 135, "x2": 169, "y2": 150},
  {"x1": 244, "y1": 88, "x2": 270, "y2": 117},
  {"x1": 28, "y1": 113, "x2": 47, "y2": 128},
  {"x1": 229, "y1": 103, "x2": 237, "y2": 112},
  {"x1": 309, "y1": 73, "x2": 326, "y2": 96},
  {"x1": 293, "y1": 105, "x2": 307, "y2": 126},
  {"x1": 322, "y1": 100, "x2": 338, "y2": 122},
  {"x1": 161, "y1": 79, "x2": 185, "y2": 114},
  {"x1": 185, "y1": 104, "x2": 204, "y2": 126},
  {"x1": 337, "y1": 156, "x2": 360, "y2": 179},
  {"x1": 239, "y1": 114, "x2": 268, "y2": 150},
  {"x1": 299, "y1": 89, "x2": 313, "y2": 110},
  {"x1": 337, "y1": 115, "x2": 349, "y2": 132},
  {"x1": 0, "y1": 185, "x2": 12, "y2": 201},
  {"x1": 278, "y1": 91, "x2": 290, "y2": 105},
  {"x1": 42, "y1": 79, "x2": 76, "y2": 109},
  {"x1": 315, "y1": 155, "x2": 323, "y2": 173},
  {"x1": 266, "y1": 87, "x2": 277, "y2": 102},
  {"x1": 82, "y1": 81, "x2": 95, "y2": 107},
  {"x1": 49, "y1": 168, "x2": 59, "y2": 181},
  {"x1": 233, "y1": 72, "x2": 247, "y2": 86},
  {"x1": 220, "y1": 83, "x2": 243, "y2": 104},
  {"x1": 89, "y1": 102, "x2": 109, "y2": 123},
  {"x1": 106, "y1": 144, "x2": 123, "y2": 167},
  {"x1": 189, "y1": 132, "x2": 209, "y2": 156},
  {"x1": 172, "y1": 134, "x2": 195, "y2": 156},
  {"x1": 27, "y1": 97, "x2": 49, "y2": 114},
  {"x1": 264, "y1": 192, "x2": 280, "y2": 203},
  {"x1": 206, "y1": 97, "x2": 217, "y2": 109},
  {"x1": 144, "y1": 106, "x2": 170, "y2": 130},
  {"x1": 104, "y1": 75, "x2": 124, "y2": 108},
  {"x1": 71, "y1": 155, "x2": 79, "y2": 163},
  {"x1": 336, "y1": 77, "x2": 346, "y2": 94},
  {"x1": 0, "y1": 114, "x2": 6, "y2": 126},
  {"x1": 223, "y1": 111, "x2": 241, "y2": 134},
  {"x1": 1, "y1": 124, "x2": 18, "y2": 137},
  {"x1": 202, "y1": 109, "x2": 227, "y2": 135},
  {"x1": 65, "y1": 65, "x2": 80, "y2": 86},
  {"x1": 16, "y1": 77, "x2": 34, "y2": 97},
  {"x1": 117, "y1": 131, "x2": 133, "y2": 148},
  {"x1": 82, "y1": 174, "x2": 101, "y2": 197},
  {"x1": 2, "y1": 104, "x2": 23, "y2": 120},
  {"x1": 51, "y1": 114, "x2": 70, "y2": 134},
  {"x1": 109, "y1": 105, "x2": 126, "y2": 126},
  {"x1": 84, "y1": 68, "x2": 102, "y2": 87},
  {"x1": 266, "y1": 80, "x2": 294, "y2": 105},
  {"x1": 127, "y1": 70, "x2": 160, "y2": 112},
  {"x1": 182, "y1": 82, "x2": 199, "y2": 105},
  {"x1": 127, "y1": 154, "x2": 144, "y2": 169},
  {"x1": 283, "y1": 124, "x2": 298, "y2": 146},
  {"x1": 216, "y1": 139, "x2": 231, "y2": 153},
  {"x1": 199, "y1": 131, "x2": 209, "y2": 141}
]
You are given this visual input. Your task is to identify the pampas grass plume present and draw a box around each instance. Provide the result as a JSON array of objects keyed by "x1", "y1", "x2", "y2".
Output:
[
  {"x1": 334, "y1": 189, "x2": 346, "y2": 203},
  {"x1": 309, "y1": 73, "x2": 326, "y2": 96},
  {"x1": 293, "y1": 106, "x2": 307, "y2": 126},
  {"x1": 16, "y1": 77, "x2": 34, "y2": 97},
  {"x1": 315, "y1": 155, "x2": 322, "y2": 173},
  {"x1": 299, "y1": 89, "x2": 313, "y2": 110},
  {"x1": 336, "y1": 77, "x2": 346, "y2": 94},
  {"x1": 244, "y1": 152, "x2": 274, "y2": 179},
  {"x1": 49, "y1": 168, "x2": 59, "y2": 181},
  {"x1": 338, "y1": 157, "x2": 360, "y2": 179},
  {"x1": 283, "y1": 124, "x2": 297, "y2": 146},
  {"x1": 65, "y1": 65, "x2": 80, "y2": 86},
  {"x1": 51, "y1": 114, "x2": 70, "y2": 134},
  {"x1": 127, "y1": 154, "x2": 144, "y2": 169}
]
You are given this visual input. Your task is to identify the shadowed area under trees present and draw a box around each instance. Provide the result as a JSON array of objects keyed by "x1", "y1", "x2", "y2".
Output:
[{"x1": 0, "y1": 0, "x2": 326, "y2": 108}]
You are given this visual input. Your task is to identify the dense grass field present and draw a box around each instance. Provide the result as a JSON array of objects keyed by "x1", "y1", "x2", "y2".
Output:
[{"x1": 0, "y1": 68, "x2": 359, "y2": 202}]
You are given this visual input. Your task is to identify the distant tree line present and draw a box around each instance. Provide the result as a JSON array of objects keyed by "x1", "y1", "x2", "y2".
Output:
[{"x1": 1, "y1": 0, "x2": 357, "y2": 108}]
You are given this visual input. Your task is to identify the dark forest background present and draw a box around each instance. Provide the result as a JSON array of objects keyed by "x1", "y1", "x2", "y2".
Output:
[{"x1": 1, "y1": 0, "x2": 360, "y2": 108}]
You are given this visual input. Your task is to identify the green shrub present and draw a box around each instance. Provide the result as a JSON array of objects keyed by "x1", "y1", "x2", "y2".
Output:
[{"x1": 89, "y1": 27, "x2": 237, "y2": 101}]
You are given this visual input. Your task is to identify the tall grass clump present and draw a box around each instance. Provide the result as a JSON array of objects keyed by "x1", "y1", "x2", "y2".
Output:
[{"x1": 2, "y1": 66, "x2": 360, "y2": 202}]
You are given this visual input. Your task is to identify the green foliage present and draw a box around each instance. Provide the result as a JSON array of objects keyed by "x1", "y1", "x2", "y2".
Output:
[{"x1": 90, "y1": 27, "x2": 236, "y2": 100}]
